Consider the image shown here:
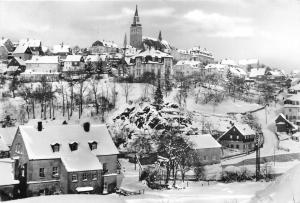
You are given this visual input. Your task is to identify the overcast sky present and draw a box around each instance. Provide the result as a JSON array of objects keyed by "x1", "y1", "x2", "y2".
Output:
[{"x1": 1, "y1": 0, "x2": 300, "y2": 71}]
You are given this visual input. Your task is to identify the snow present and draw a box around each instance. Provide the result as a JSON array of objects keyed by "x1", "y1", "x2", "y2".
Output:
[
  {"x1": 64, "y1": 55, "x2": 83, "y2": 62},
  {"x1": 249, "y1": 68, "x2": 266, "y2": 78},
  {"x1": 75, "y1": 186, "x2": 94, "y2": 192},
  {"x1": 19, "y1": 39, "x2": 41, "y2": 47},
  {"x1": 26, "y1": 56, "x2": 59, "y2": 64},
  {"x1": 9, "y1": 195, "x2": 126, "y2": 203},
  {"x1": 85, "y1": 55, "x2": 100, "y2": 62},
  {"x1": 189, "y1": 134, "x2": 221, "y2": 149},
  {"x1": 19, "y1": 124, "x2": 119, "y2": 160},
  {"x1": 175, "y1": 60, "x2": 201, "y2": 67},
  {"x1": 132, "y1": 47, "x2": 172, "y2": 59},
  {"x1": 52, "y1": 44, "x2": 70, "y2": 54},
  {"x1": 0, "y1": 159, "x2": 19, "y2": 186},
  {"x1": 252, "y1": 163, "x2": 300, "y2": 203}
]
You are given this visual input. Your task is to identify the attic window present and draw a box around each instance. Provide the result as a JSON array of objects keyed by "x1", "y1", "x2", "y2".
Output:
[
  {"x1": 69, "y1": 142, "x2": 78, "y2": 151},
  {"x1": 51, "y1": 143, "x2": 60, "y2": 152},
  {"x1": 88, "y1": 141, "x2": 97, "y2": 150}
]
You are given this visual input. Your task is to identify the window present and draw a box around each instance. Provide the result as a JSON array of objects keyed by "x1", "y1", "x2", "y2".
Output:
[
  {"x1": 236, "y1": 145, "x2": 240, "y2": 149},
  {"x1": 39, "y1": 168, "x2": 45, "y2": 178},
  {"x1": 69, "y1": 142, "x2": 78, "y2": 151},
  {"x1": 230, "y1": 135, "x2": 233, "y2": 139},
  {"x1": 15, "y1": 143, "x2": 22, "y2": 153},
  {"x1": 51, "y1": 143, "x2": 60, "y2": 152},
  {"x1": 236, "y1": 136, "x2": 239, "y2": 140},
  {"x1": 52, "y1": 167, "x2": 58, "y2": 177},
  {"x1": 103, "y1": 163, "x2": 108, "y2": 174},
  {"x1": 92, "y1": 172, "x2": 97, "y2": 180},
  {"x1": 82, "y1": 173, "x2": 88, "y2": 181},
  {"x1": 88, "y1": 142, "x2": 97, "y2": 150},
  {"x1": 71, "y1": 174, "x2": 78, "y2": 182},
  {"x1": 203, "y1": 155, "x2": 207, "y2": 161}
]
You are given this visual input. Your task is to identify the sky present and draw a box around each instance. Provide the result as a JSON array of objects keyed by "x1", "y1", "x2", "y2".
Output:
[{"x1": 0, "y1": 0, "x2": 300, "y2": 71}]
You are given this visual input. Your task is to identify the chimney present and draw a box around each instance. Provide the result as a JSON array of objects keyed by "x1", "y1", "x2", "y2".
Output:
[
  {"x1": 37, "y1": 121, "x2": 43, "y2": 131},
  {"x1": 83, "y1": 122, "x2": 90, "y2": 132}
]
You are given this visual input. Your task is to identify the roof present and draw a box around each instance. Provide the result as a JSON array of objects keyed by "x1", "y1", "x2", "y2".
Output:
[
  {"x1": 52, "y1": 44, "x2": 70, "y2": 54},
  {"x1": 0, "y1": 127, "x2": 17, "y2": 148},
  {"x1": 18, "y1": 124, "x2": 119, "y2": 161},
  {"x1": 229, "y1": 66, "x2": 247, "y2": 76},
  {"x1": 65, "y1": 55, "x2": 83, "y2": 62},
  {"x1": 0, "y1": 159, "x2": 19, "y2": 186},
  {"x1": 19, "y1": 39, "x2": 41, "y2": 47},
  {"x1": 276, "y1": 113, "x2": 298, "y2": 130},
  {"x1": 189, "y1": 134, "x2": 221, "y2": 149},
  {"x1": 249, "y1": 68, "x2": 266, "y2": 78},
  {"x1": 285, "y1": 94, "x2": 300, "y2": 102},
  {"x1": 132, "y1": 48, "x2": 172, "y2": 59},
  {"x1": 13, "y1": 44, "x2": 31, "y2": 54},
  {"x1": 290, "y1": 83, "x2": 300, "y2": 91},
  {"x1": 26, "y1": 56, "x2": 59, "y2": 64},
  {"x1": 234, "y1": 124, "x2": 255, "y2": 135}
]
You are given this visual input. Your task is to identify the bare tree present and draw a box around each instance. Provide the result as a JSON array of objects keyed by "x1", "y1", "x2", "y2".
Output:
[{"x1": 122, "y1": 82, "x2": 133, "y2": 103}]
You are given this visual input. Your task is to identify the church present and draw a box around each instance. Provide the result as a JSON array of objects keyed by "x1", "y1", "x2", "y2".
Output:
[{"x1": 127, "y1": 5, "x2": 173, "y2": 84}]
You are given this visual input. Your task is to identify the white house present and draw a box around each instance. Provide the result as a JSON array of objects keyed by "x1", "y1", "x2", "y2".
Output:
[
  {"x1": 173, "y1": 60, "x2": 202, "y2": 77},
  {"x1": 63, "y1": 55, "x2": 85, "y2": 73}
]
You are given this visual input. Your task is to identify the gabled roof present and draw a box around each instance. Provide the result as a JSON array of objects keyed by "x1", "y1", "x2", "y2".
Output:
[
  {"x1": 18, "y1": 124, "x2": 119, "y2": 161},
  {"x1": 64, "y1": 55, "x2": 83, "y2": 62},
  {"x1": 218, "y1": 123, "x2": 255, "y2": 140},
  {"x1": 249, "y1": 68, "x2": 266, "y2": 78},
  {"x1": 275, "y1": 113, "x2": 298, "y2": 130},
  {"x1": 0, "y1": 127, "x2": 17, "y2": 148},
  {"x1": 189, "y1": 134, "x2": 221, "y2": 149},
  {"x1": 285, "y1": 94, "x2": 300, "y2": 102},
  {"x1": 26, "y1": 56, "x2": 59, "y2": 64},
  {"x1": 13, "y1": 44, "x2": 32, "y2": 54}
]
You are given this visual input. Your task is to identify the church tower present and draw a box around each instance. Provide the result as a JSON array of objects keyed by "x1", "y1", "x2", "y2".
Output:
[{"x1": 130, "y1": 5, "x2": 143, "y2": 50}]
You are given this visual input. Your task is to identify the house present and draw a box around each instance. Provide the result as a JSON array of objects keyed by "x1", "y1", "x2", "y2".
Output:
[
  {"x1": 238, "y1": 59, "x2": 259, "y2": 71},
  {"x1": 218, "y1": 124, "x2": 256, "y2": 152},
  {"x1": 275, "y1": 113, "x2": 298, "y2": 133},
  {"x1": 52, "y1": 43, "x2": 71, "y2": 59},
  {"x1": 63, "y1": 55, "x2": 85, "y2": 73},
  {"x1": 189, "y1": 134, "x2": 222, "y2": 165},
  {"x1": 12, "y1": 44, "x2": 32, "y2": 61},
  {"x1": 170, "y1": 47, "x2": 214, "y2": 64},
  {"x1": 21, "y1": 56, "x2": 60, "y2": 82},
  {"x1": 0, "y1": 159, "x2": 19, "y2": 201},
  {"x1": 0, "y1": 127, "x2": 17, "y2": 158},
  {"x1": 283, "y1": 94, "x2": 300, "y2": 126},
  {"x1": 0, "y1": 38, "x2": 15, "y2": 53},
  {"x1": 19, "y1": 39, "x2": 42, "y2": 56},
  {"x1": 89, "y1": 40, "x2": 119, "y2": 55},
  {"x1": 173, "y1": 60, "x2": 202, "y2": 78},
  {"x1": 10, "y1": 122, "x2": 120, "y2": 196},
  {"x1": 249, "y1": 68, "x2": 266, "y2": 81},
  {"x1": 128, "y1": 46, "x2": 173, "y2": 84},
  {"x1": 6, "y1": 57, "x2": 26, "y2": 76}
]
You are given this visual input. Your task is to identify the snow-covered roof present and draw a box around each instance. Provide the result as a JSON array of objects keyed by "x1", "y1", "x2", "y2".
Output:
[
  {"x1": 142, "y1": 36, "x2": 171, "y2": 50},
  {"x1": 0, "y1": 127, "x2": 17, "y2": 148},
  {"x1": 0, "y1": 159, "x2": 19, "y2": 186},
  {"x1": 221, "y1": 59, "x2": 237, "y2": 66},
  {"x1": 276, "y1": 113, "x2": 298, "y2": 130},
  {"x1": 234, "y1": 124, "x2": 255, "y2": 135},
  {"x1": 19, "y1": 39, "x2": 41, "y2": 47},
  {"x1": 85, "y1": 55, "x2": 100, "y2": 62},
  {"x1": 26, "y1": 56, "x2": 59, "y2": 64},
  {"x1": 52, "y1": 44, "x2": 70, "y2": 54},
  {"x1": 12, "y1": 57, "x2": 26, "y2": 66},
  {"x1": 266, "y1": 69, "x2": 285, "y2": 77},
  {"x1": 249, "y1": 68, "x2": 266, "y2": 78},
  {"x1": 0, "y1": 38, "x2": 9, "y2": 45},
  {"x1": 64, "y1": 55, "x2": 83, "y2": 62},
  {"x1": 175, "y1": 60, "x2": 202, "y2": 67},
  {"x1": 189, "y1": 134, "x2": 221, "y2": 149},
  {"x1": 290, "y1": 83, "x2": 300, "y2": 91},
  {"x1": 101, "y1": 40, "x2": 118, "y2": 48},
  {"x1": 18, "y1": 124, "x2": 119, "y2": 161},
  {"x1": 13, "y1": 44, "x2": 31, "y2": 54},
  {"x1": 132, "y1": 48, "x2": 172, "y2": 59},
  {"x1": 229, "y1": 66, "x2": 247, "y2": 76},
  {"x1": 238, "y1": 59, "x2": 259, "y2": 66}
]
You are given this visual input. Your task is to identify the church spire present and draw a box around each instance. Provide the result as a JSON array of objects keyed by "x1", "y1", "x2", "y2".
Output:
[
  {"x1": 123, "y1": 33, "x2": 127, "y2": 48},
  {"x1": 158, "y1": 30, "x2": 162, "y2": 41},
  {"x1": 133, "y1": 5, "x2": 140, "y2": 25}
]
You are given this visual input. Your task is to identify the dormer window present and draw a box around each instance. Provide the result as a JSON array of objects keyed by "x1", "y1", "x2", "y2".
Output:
[
  {"x1": 88, "y1": 141, "x2": 97, "y2": 150},
  {"x1": 69, "y1": 142, "x2": 78, "y2": 151},
  {"x1": 51, "y1": 143, "x2": 60, "y2": 152}
]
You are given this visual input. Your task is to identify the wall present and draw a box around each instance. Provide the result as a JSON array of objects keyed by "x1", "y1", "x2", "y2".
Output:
[{"x1": 195, "y1": 148, "x2": 221, "y2": 165}]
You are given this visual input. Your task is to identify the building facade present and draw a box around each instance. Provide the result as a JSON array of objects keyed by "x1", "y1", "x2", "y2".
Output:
[
  {"x1": 63, "y1": 55, "x2": 85, "y2": 73},
  {"x1": 10, "y1": 123, "x2": 120, "y2": 196},
  {"x1": 218, "y1": 124, "x2": 256, "y2": 152},
  {"x1": 284, "y1": 94, "x2": 300, "y2": 126}
]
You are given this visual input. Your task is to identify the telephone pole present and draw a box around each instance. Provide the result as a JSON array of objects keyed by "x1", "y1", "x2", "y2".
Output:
[{"x1": 256, "y1": 132, "x2": 261, "y2": 181}]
